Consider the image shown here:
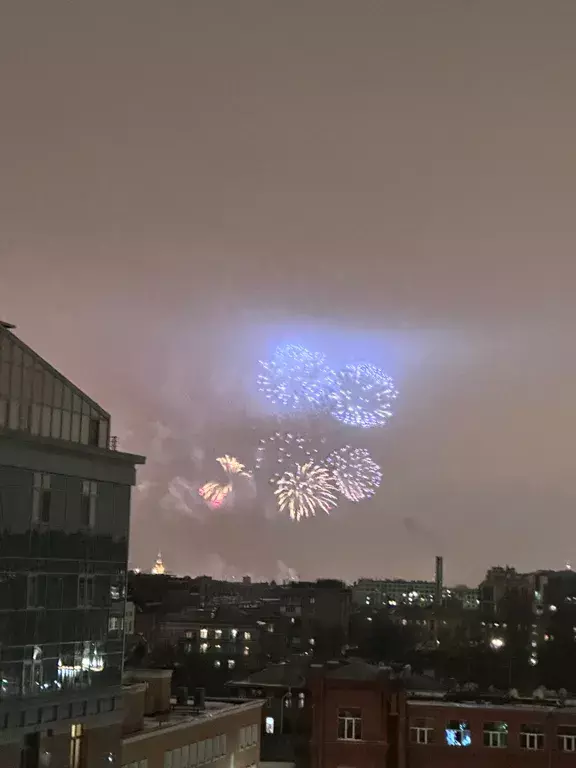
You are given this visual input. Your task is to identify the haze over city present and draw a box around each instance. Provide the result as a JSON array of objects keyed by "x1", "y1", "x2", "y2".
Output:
[{"x1": 3, "y1": 1, "x2": 576, "y2": 583}]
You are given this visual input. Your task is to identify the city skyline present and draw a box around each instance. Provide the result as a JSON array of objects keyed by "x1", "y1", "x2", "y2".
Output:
[{"x1": 3, "y1": 1, "x2": 576, "y2": 582}]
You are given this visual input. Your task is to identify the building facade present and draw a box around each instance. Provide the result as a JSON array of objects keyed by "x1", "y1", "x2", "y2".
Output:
[
  {"x1": 0, "y1": 321, "x2": 144, "y2": 765},
  {"x1": 121, "y1": 669, "x2": 264, "y2": 768},
  {"x1": 309, "y1": 659, "x2": 576, "y2": 768}
]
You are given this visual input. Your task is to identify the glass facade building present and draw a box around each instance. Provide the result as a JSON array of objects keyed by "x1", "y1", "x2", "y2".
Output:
[{"x1": 0, "y1": 321, "x2": 145, "y2": 761}]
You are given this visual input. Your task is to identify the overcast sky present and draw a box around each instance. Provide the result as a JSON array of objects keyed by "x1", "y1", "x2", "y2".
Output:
[{"x1": 2, "y1": 1, "x2": 576, "y2": 584}]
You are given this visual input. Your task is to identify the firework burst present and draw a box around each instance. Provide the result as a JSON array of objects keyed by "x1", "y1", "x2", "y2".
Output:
[
  {"x1": 328, "y1": 363, "x2": 397, "y2": 429},
  {"x1": 275, "y1": 462, "x2": 338, "y2": 522},
  {"x1": 199, "y1": 454, "x2": 251, "y2": 509},
  {"x1": 324, "y1": 446, "x2": 382, "y2": 502},
  {"x1": 257, "y1": 344, "x2": 335, "y2": 412},
  {"x1": 198, "y1": 481, "x2": 232, "y2": 508},
  {"x1": 255, "y1": 431, "x2": 326, "y2": 485}
]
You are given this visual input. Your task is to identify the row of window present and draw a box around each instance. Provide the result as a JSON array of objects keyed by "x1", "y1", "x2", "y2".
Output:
[
  {"x1": 195, "y1": 629, "x2": 252, "y2": 641},
  {"x1": 410, "y1": 718, "x2": 576, "y2": 752},
  {"x1": 24, "y1": 572, "x2": 124, "y2": 609},
  {"x1": 31, "y1": 473, "x2": 98, "y2": 527},
  {"x1": 239, "y1": 724, "x2": 259, "y2": 750},
  {"x1": 199, "y1": 643, "x2": 250, "y2": 655},
  {"x1": 163, "y1": 733, "x2": 228, "y2": 768},
  {"x1": 0, "y1": 399, "x2": 106, "y2": 447}
]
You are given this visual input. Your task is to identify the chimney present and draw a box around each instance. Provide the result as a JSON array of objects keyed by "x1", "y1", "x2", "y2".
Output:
[
  {"x1": 125, "y1": 669, "x2": 173, "y2": 714},
  {"x1": 435, "y1": 556, "x2": 443, "y2": 605},
  {"x1": 193, "y1": 687, "x2": 205, "y2": 710}
]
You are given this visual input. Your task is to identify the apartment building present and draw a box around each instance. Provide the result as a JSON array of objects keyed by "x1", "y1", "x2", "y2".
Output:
[
  {"x1": 121, "y1": 669, "x2": 265, "y2": 768},
  {"x1": 0, "y1": 321, "x2": 145, "y2": 766}
]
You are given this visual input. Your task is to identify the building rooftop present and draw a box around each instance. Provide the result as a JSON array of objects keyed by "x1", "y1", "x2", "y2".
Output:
[
  {"x1": 409, "y1": 697, "x2": 576, "y2": 714},
  {"x1": 228, "y1": 662, "x2": 308, "y2": 689},
  {"x1": 123, "y1": 695, "x2": 264, "y2": 744}
]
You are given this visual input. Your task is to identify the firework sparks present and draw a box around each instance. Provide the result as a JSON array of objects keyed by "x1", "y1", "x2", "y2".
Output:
[
  {"x1": 328, "y1": 362, "x2": 397, "y2": 429},
  {"x1": 275, "y1": 462, "x2": 337, "y2": 522},
  {"x1": 257, "y1": 344, "x2": 335, "y2": 412},
  {"x1": 324, "y1": 446, "x2": 382, "y2": 502},
  {"x1": 198, "y1": 481, "x2": 232, "y2": 508},
  {"x1": 255, "y1": 431, "x2": 326, "y2": 485}
]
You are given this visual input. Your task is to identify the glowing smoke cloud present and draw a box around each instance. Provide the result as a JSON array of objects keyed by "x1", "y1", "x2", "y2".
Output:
[
  {"x1": 328, "y1": 363, "x2": 397, "y2": 429},
  {"x1": 257, "y1": 344, "x2": 335, "y2": 412},
  {"x1": 324, "y1": 446, "x2": 382, "y2": 502},
  {"x1": 275, "y1": 462, "x2": 338, "y2": 522}
]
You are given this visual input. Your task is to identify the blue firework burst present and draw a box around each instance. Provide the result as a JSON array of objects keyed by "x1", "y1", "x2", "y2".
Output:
[
  {"x1": 257, "y1": 344, "x2": 335, "y2": 412},
  {"x1": 328, "y1": 363, "x2": 397, "y2": 428}
]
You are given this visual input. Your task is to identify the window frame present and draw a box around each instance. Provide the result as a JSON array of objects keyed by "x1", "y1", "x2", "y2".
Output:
[{"x1": 337, "y1": 708, "x2": 363, "y2": 741}]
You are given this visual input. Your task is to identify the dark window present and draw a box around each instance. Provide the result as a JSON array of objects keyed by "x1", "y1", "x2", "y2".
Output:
[
  {"x1": 40, "y1": 489, "x2": 51, "y2": 523},
  {"x1": 410, "y1": 717, "x2": 435, "y2": 744},
  {"x1": 88, "y1": 418, "x2": 100, "y2": 446},
  {"x1": 483, "y1": 721, "x2": 508, "y2": 748},
  {"x1": 80, "y1": 493, "x2": 91, "y2": 527},
  {"x1": 337, "y1": 708, "x2": 362, "y2": 740},
  {"x1": 520, "y1": 725, "x2": 544, "y2": 751}
]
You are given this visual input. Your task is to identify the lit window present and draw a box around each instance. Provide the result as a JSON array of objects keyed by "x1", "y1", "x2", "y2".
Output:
[
  {"x1": 483, "y1": 722, "x2": 508, "y2": 748},
  {"x1": 558, "y1": 726, "x2": 576, "y2": 752},
  {"x1": 337, "y1": 708, "x2": 362, "y2": 741},
  {"x1": 521, "y1": 725, "x2": 544, "y2": 751},
  {"x1": 215, "y1": 629, "x2": 222, "y2": 639},
  {"x1": 410, "y1": 717, "x2": 434, "y2": 744},
  {"x1": 445, "y1": 720, "x2": 471, "y2": 747},
  {"x1": 265, "y1": 717, "x2": 274, "y2": 734},
  {"x1": 228, "y1": 659, "x2": 235, "y2": 669},
  {"x1": 214, "y1": 660, "x2": 221, "y2": 668},
  {"x1": 200, "y1": 643, "x2": 208, "y2": 653},
  {"x1": 244, "y1": 631, "x2": 251, "y2": 640},
  {"x1": 214, "y1": 644, "x2": 221, "y2": 651},
  {"x1": 69, "y1": 724, "x2": 83, "y2": 768},
  {"x1": 243, "y1": 646, "x2": 250, "y2": 656},
  {"x1": 200, "y1": 628, "x2": 208, "y2": 639},
  {"x1": 185, "y1": 631, "x2": 193, "y2": 639},
  {"x1": 231, "y1": 629, "x2": 238, "y2": 639},
  {"x1": 309, "y1": 638, "x2": 315, "y2": 646},
  {"x1": 109, "y1": 616, "x2": 120, "y2": 631},
  {"x1": 298, "y1": 693, "x2": 305, "y2": 709}
]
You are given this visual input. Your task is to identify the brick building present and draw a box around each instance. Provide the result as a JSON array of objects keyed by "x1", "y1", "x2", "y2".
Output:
[{"x1": 309, "y1": 659, "x2": 576, "y2": 768}]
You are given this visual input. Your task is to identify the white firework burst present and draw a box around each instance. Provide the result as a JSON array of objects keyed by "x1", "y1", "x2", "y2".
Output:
[
  {"x1": 324, "y1": 446, "x2": 382, "y2": 502},
  {"x1": 274, "y1": 462, "x2": 338, "y2": 522},
  {"x1": 255, "y1": 431, "x2": 326, "y2": 485}
]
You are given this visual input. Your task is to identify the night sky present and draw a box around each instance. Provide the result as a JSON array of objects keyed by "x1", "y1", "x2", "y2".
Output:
[{"x1": 3, "y1": 2, "x2": 576, "y2": 584}]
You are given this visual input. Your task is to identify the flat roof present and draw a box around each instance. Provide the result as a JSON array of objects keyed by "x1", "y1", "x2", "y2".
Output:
[
  {"x1": 409, "y1": 699, "x2": 576, "y2": 714},
  {"x1": 122, "y1": 697, "x2": 265, "y2": 745}
]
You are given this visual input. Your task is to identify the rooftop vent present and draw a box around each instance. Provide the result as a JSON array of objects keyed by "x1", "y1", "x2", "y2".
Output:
[{"x1": 0, "y1": 321, "x2": 15, "y2": 329}]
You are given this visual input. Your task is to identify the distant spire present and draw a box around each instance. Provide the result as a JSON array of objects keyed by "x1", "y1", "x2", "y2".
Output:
[{"x1": 151, "y1": 552, "x2": 165, "y2": 575}]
